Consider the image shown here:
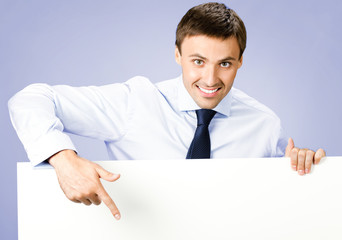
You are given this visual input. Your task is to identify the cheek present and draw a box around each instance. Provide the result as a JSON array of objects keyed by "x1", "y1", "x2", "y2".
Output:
[
  {"x1": 186, "y1": 65, "x2": 201, "y2": 79},
  {"x1": 182, "y1": 64, "x2": 201, "y2": 83},
  {"x1": 188, "y1": 70, "x2": 200, "y2": 82},
  {"x1": 220, "y1": 69, "x2": 238, "y2": 86}
]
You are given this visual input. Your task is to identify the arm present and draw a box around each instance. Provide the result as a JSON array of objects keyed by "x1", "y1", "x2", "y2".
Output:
[
  {"x1": 8, "y1": 83, "x2": 130, "y2": 219},
  {"x1": 285, "y1": 138, "x2": 326, "y2": 175},
  {"x1": 8, "y1": 83, "x2": 129, "y2": 164}
]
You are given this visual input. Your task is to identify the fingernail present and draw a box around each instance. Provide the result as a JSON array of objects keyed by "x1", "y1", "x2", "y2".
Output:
[
  {"x1": 292, "y1": 165, "x2": 297, "y2": 171},
  {"x1": 298, "y1": 170, "x2": 304, "y2": 175},
  {"x1": 114, "y1": 214, "x2": 121, "y2": 220},
  {"x1": 305, "y1": 168, "x2": 310, "y2": 174}
]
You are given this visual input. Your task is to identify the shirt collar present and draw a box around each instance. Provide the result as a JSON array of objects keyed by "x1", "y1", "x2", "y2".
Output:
[{"x1": 177, "y1": 75, "x2": 232, "y2": 117}]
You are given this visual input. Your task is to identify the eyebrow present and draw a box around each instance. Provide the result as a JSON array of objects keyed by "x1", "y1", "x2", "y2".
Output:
[{"x1": 188, "y1": 53, "x2": 237, "y2": 62}]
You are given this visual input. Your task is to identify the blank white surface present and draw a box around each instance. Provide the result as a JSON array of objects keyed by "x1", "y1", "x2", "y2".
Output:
[{"x1": 18, "y1": 157, "x2": 342, "y2": 240}]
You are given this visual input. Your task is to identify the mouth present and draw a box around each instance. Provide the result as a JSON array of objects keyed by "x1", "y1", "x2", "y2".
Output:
[
  {"x1": 198, "y1": 86, "x2": 219, "y2": 93},
  {"x1": 197, "y1": 86, "x2": 221, "y2": 96}
]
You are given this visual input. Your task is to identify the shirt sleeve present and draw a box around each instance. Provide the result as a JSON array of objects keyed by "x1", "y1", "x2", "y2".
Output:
[
  {"x1": 8, "y1": 82, "x2": 131, "y2": 166},
  {"x1": 273, "y1": 121, "x2": 287, "y2": 157}
]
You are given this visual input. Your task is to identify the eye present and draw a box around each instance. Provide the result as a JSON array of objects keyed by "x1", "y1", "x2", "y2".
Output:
[
  {"x1": 220, "y1": 62, "x2": 231, "y2": 68},
  {"x1": 193, "y1": 59, "x2": 204, "y2": 66}
]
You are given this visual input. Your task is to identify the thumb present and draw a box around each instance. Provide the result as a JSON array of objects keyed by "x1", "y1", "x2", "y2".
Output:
[
  {"x1": 96, "y1": 165, "x2": 120, "y2": 182},
  {"x1": 285, "y1": 137, "x2": 295, "y2": 157}
]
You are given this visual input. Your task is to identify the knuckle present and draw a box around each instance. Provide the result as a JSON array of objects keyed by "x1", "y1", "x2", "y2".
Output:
[
  {"x1": 298, "y1": 150, "x2": 306, "y2": 158},
  {"x1": 66, "y1": 193, "x2": 75, "y2": 201},
  {"x1": 83, "y1": 188, "x2": 95, "y2": 196},
  {"x1": 82, "y1": 192, "x2": 92, "y2": 198},
  {"x1": 305, "y1": 160, "x2": 312, "y2": 167},
  {"x1": 317, "y1": 148, "x2": 326, "y2": 156},
  {"x1": 68, "y1": 195, "x2": 81, "y2": 203},
  {"x1": 101, "y1": 195, "x2": 111, "y2": 204},
  {"x1": 307, "y1": 150, "x2": 315, "y2": 155},
  {"x1": 104, "y1": 198, "x2": 116, "y2": 210},
  {"x1": 82, "y1": 184, "x2": 98, "y2": 196},
  {"x1": 291, "y1": 148, "x2": 299, "y2": 154},
  {"x1": 297, "y1": 159, "x2": 305, "y2": 167},
  {"x1": 297, "y1": 165, "x2": 304, "y2": 170},
  {"x1": 73, "y1": 192, "x2": 83, "y2": 200},
  {"x1": 93, "y1": 163, "x2": 102, "y2": 170}
]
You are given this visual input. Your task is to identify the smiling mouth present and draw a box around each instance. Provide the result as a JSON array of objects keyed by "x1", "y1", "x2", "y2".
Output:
[{"x1": 198, "y1": 86, "x2": 220, "y2": 94}]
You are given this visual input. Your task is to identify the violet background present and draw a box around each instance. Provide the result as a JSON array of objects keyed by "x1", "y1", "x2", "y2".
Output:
[{"x1": 1, "y1": 0, "x2": 341, "y2": 239}]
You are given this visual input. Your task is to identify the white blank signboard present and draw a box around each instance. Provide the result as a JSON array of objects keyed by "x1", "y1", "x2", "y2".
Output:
[{"x1": 18, "y1": 157, "x2": 342, "y2": 240}]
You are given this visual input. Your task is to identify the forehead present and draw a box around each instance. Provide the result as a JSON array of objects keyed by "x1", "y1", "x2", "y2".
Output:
[{"x1": 180, "y1": 35, "x2": 240, "y2": 60}]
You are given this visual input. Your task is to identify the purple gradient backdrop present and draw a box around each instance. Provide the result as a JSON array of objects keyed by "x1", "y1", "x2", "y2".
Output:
[{"x1": 1, "y1": 0, "x2": 341, "y2": 239}]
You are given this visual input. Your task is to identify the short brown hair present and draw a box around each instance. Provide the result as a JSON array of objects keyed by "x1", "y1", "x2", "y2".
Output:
[{"x1": 176, "y1": 2, "x2": 247, "y2": 59}]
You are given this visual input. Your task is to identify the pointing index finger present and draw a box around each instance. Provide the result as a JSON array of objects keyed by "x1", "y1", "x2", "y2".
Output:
[{"x1": 97, "y1": 184, "x2": 121, "y2": 220}]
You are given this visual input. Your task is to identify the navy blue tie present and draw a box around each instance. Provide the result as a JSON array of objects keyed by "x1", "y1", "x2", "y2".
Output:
[{"x1": 186, "y1": 109, "x2": 216, "y2": 159}]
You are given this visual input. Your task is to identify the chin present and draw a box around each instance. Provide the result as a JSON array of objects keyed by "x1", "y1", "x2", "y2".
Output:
[{"x1": 196, "y1": 101, "x2": 219, "y2": 110}]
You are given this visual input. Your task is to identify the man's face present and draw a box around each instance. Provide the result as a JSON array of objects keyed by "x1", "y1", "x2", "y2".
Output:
[{"x1": 175, "y1": 35, "x2": 243, "y2": 109}]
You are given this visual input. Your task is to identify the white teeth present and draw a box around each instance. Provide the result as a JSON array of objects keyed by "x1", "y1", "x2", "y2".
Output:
[{"x1": 198, "y1": 86, "x2": 219, "y2": 94}]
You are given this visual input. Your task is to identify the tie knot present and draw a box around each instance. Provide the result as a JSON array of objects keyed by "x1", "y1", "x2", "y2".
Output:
[{"x1": 196, "y1": 109, "x2": 216, "y2": 126}]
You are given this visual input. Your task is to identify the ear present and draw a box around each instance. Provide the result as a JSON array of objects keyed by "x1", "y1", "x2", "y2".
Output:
[
  {"x1": 175, "y1": 46, "x2": 181, "y2": 65},
  {"x1": 238, "y1": 55, "x2": 243, "y2": 69}
]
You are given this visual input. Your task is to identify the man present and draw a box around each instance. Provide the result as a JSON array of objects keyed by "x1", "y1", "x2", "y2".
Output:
[{"x1": 8, "y1": 2, "x2": 325, "y2": 221}]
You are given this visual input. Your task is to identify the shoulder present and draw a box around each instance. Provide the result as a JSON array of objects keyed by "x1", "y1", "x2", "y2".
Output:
[
  {"x1": 120, "y1": 76, "x2": 178, "y2": 103},
  {"x1": 155, "y1": 77, "x2": 179, "y2": 88},
  {"x1": 97, "y1": 76, "x2": 179, "y2": 103},
  {"x1": 99, "y1": 76, "x2": 158, "y2": 98},
  {"x1": 155, "y1": 77, "x2": 179, "y2": 97},
  {"x1": 124, "y1": 76, "x2": 155, "y2": 89},
  {"x1": 121, "y1": 75, "x2": 179, "y2": 93},
  {"x1": 230, "y1": 87, "x2": 280, "y2": 122}
]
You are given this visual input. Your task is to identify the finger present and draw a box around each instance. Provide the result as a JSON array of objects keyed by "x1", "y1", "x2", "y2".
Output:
[
  {"x1": 70, "y1": 199, "x2": 81, "y2": 204},
  {"x1": 285, "y1": 137, "x2": 295, "y2": 157},
  {"x1": 66, "y1": 188, "x2": 100, "y2": 205},
  {"x1": 71, "y1": 191, "x2": 92, "y2": 205},
  {"x1": 314, "y1": 148, "x2": 326, "y2": 164},
  {"x1": 63, "y1": 187, "x2": 83, "y2": 204},
  {"x1": 96, "y1": 165, "x2": 120, "y2": 182},
  {"x1": 290, "y1": 147, "x2": 299, "y2": 171},
  {"x1": 297, "y1": 149, "x2": 306, "y2": 175},
  {"x1": 88, "y1": 193, "x2": 102, "y2": 205},
  {"x1": 305, "y1": 150, "x2": 315, "y2": 174},
  {"x1": 97, "y1": 186, "x2": 121, "y2": 220},
  {"x1": 79, "y1": 197, "x2": 92, "y2": 206}
]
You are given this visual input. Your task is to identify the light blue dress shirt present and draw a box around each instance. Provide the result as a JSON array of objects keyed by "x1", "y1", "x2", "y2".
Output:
[{"x1": 8, "y1": 76, "x2": 287, "y2": 166}]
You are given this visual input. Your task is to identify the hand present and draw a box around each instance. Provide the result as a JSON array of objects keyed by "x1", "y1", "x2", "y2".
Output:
[
  {"x1": 285, "y1": 138, "x2": 326, "y2": 175},
  {"x1": 48, "y1": 150, "x2": 121, "y2": 220}
]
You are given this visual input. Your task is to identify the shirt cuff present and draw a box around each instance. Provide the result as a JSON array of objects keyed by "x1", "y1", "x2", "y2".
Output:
[{"x1": 25, "y1": 130, "x2": 77, "y2": 167}]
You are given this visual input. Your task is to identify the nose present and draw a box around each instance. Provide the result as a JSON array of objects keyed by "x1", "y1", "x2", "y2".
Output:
[{"x1": 203, "y1": 65, "x2": 219, "y2": 87}]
